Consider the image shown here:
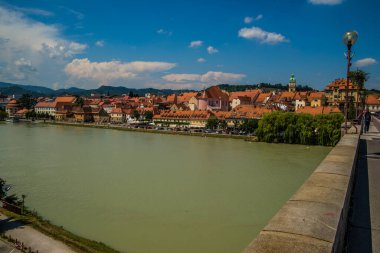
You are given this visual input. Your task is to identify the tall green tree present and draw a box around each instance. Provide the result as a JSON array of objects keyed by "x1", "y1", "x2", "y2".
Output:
[
  {"x1": 206, "y1": 118, "x2": 219, "y2": 129},
  {"x1": 349, "y1": 69, "x2": 369, "y2": 116},
  {"x1": 133, "y1": 110, "x2": 140, "y2": 120},
  {"x1": 0, "y1": 110, "x2": 7, "y2": 120},
  {"x1": 18, "y1": 94, "x2": 36, "y2": 109},
  {"x1": 144, "y1": 111, "x2": 153, "y2": 121}
]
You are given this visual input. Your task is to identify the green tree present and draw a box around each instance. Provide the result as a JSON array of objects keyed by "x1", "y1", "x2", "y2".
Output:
[
  {"x1": 218, "y1": 120, "x2": 228, "y2": 130},
  {"x1": 348, "y1": 98, "x2": 356, "y2": 120},
  {"x1": 144, "y1": 111, "x2": 153, "y2": 121},
  {"x1": 349, "y1": 69, "x2": 369, "y2": 116},
  {"x1": 133, "y1": 110, "x2": 140, "y2": 120},
  {"x1": 18, "y1": 94, "x2": 36, "y2": 109},
  {"x1": 206, "y1": 118, "x2": 219, "y2": 129},
  {"x1": 0, "y1": 110, "x2": 8, "y2": 120},
  {"x1": 75, "y1": 97, "x2": 85, "y2": 107}
]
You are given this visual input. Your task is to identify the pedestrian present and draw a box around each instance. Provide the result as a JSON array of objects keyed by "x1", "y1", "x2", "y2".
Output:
[{"x1": 364, "y1": 109, "x2": 371, "y2": 133}]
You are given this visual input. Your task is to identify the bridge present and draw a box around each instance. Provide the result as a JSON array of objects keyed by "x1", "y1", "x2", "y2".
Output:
[{"x1": 242, "y1": 117, "x2": 380, "y2": 253}]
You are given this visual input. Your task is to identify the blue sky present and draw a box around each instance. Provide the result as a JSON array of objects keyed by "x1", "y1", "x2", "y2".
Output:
[{"x1": 0, "y1": 0, "x2": 379, "y2": 90}]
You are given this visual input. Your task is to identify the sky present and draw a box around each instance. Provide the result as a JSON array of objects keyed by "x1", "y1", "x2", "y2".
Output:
[{"x1": 0, "y1": 0, "x2": 379, "y2": 91}]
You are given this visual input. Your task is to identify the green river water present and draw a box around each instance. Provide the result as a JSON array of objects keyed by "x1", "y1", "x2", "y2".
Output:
[{"x1": 0, "y1": 122, "x2": 331, "y2": 253}]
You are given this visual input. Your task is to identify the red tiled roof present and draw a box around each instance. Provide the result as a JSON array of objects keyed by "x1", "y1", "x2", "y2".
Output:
[
  {"x1": 366, "y1": 94, "x2": 380, "y2": 105},
  {"x1": 296, "y1": 106, "x2": 341, "y2": 115},
  {"x1": 35, "y1": 101, "x2": 57, "y2": 108}
]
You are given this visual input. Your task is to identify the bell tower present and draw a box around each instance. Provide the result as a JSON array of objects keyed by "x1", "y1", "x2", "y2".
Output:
[{"x1": 289, "y1": 74, "x2": 296, "y2": 92}]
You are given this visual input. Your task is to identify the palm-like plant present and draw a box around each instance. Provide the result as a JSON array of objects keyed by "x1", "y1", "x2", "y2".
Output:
[{"x1": 348, "y1": 69, "x2": 369, "y2": 117}]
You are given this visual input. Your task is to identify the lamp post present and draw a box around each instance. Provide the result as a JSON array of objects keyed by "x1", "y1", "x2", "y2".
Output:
[{"x1": 343, "y1": 31, "x2": 358, "y2": 133}]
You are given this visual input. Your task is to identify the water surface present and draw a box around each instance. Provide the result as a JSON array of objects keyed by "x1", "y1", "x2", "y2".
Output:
[{"x1": 0, "y1": 123, "x2": 331, "y2": 253}]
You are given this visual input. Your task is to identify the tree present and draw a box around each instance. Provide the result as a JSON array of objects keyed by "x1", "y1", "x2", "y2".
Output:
[
  {"x1": 206, "y1": 118, "x2": 219, "y2": 129},
  {"x1": 144, "y1": 111, "x2": 153, "y2": 121},
  {"x1": 75, "y1": 97, "x2": 85, "y2": 107},
  {"x1": 218, "y1": 120, "x2": 228, "y2": 130},
  {"x1": 348, "y1": 98, "x2": 356, "y2": 120},
  {"x1": 0, "y1": 110, "x2": 7, "y2": 120},
  {"x1": 18, "y1": 94, "x2": 36, "y2": 109},
  {"x1": 133, "y1": 110, "x2": 140, "y2": 120},
  {"x1": 349, "y1": 69, "x2": 369, "y2": 117}
]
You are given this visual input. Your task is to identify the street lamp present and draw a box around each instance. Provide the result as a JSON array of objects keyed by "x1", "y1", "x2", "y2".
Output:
[{"x1": 343, "y1": 31, "x2": 358, "y2": 133}]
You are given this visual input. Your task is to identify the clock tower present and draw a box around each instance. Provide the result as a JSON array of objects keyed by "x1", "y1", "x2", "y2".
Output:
[{"x1": 289, "y1": 74, "x2": 296, "y2": 92}]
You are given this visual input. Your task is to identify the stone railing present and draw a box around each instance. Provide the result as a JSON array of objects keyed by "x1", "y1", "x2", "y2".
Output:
[{"x1": 242, "y1": 133, "x2": 360, "y2": 253}]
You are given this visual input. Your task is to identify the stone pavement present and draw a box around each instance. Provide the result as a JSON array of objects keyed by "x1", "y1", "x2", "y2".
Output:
[
  {"x1": 0, "y1": 213, "x2": 76, "y2": 253},
  {"x1": 0, "y1": 239, "x2": 22, "y2": 253},
  {"x1": 346, "y1": 116, "x2": 380, "y2": 253}
]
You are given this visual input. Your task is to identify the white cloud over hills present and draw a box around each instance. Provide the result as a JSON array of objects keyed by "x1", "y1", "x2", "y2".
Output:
[
  {"x1": 162, "y1": 71, "x2": 245, "y2": 83},
  {"x1": 65, "y1": 58, "x2": 176, "y2": 85}
]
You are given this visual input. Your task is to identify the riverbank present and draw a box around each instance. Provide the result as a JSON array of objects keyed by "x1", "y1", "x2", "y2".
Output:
[
  {"x1": 0, "y1": 208, "x2": 119, "y2": 253},
  {"x1": 44, "y1": 121, "x2": 258, "y2": 141}
]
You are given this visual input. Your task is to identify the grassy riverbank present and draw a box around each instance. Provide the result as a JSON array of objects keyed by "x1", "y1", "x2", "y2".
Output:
[
  {"x1": 0, "y1": 208, "x2": 119, "y2": 253},
  {"x1": 44, "y1": 121, "x2": 255, "y2": 141}
]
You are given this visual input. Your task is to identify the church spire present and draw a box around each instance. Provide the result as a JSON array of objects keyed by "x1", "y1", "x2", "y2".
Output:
[{"x1": 289, "y1": 74, "x2": 296, "y2": 92}]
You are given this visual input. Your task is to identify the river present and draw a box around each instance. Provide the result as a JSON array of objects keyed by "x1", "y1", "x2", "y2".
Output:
[{"x1": 0, "y1": 122, "x2": 331, "y2": 253}]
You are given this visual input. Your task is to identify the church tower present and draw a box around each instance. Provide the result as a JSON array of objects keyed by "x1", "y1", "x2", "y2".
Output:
[{"x1": 288, "y1": 74, "x2": 296, "y2": 92}]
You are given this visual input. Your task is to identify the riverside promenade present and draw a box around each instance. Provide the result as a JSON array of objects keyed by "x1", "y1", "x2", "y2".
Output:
[
  {"x1": 346, "y1": 116, "x2": 380, "y2": 253},
  {"x1": 0, "y1": 213, "x2": 75, "y2": 253}
]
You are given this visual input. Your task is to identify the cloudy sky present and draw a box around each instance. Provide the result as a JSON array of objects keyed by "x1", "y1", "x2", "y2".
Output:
[{"x1": 0, "y1": 0, "x2": 379, "y2": 90}]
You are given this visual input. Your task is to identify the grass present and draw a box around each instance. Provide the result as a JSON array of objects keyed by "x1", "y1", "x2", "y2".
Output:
[{"x1": 0, "y1": 208, "x2": 119, "y2": 253}]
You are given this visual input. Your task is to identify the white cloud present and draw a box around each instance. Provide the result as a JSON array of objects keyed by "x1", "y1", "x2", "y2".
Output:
[
  {"x1": 95, "y1": 40, "x2": 105, "y2": 47},
  {"x1": 244, "y1": 17, "x2": 253, "y2": 24},
  {"x1": 308, "y1": 0, "x2": 343, "y2": 5},
  {"x1": 147, "y1": 82, "x2": 198, "y2": 90},
  {"x1": 207, "y1": 46, "x2": 219, "y2": 54},
  {"x1": 354, "y1": 58, "x2": 377, "y2": 67},
  {"x1": 238, "y1": 26, "x2": 288, "y2": 44},
  {"x1": 197, "y1": 58, "x2": 206, "y2": 63},
  {"x1": 189, "y1": 40, "x2": 203, "y2": 48},
  {"x1": 65, "y1": 58, "x2": 176, "y2": 85},
  {"x1": 157, "y1": 28, "x2": 172, "y2": 36},
  {"x1": 0, "y1": 5, "x2": 87, "y2": 84},
  {"x1": 244, "y1": 14, "x2": 263, "y2": 24},
  {"x1": 162, "y1": 71, "x2": 245, "y2": 83},
  {"x1": 14, "y1": 7, "x2": 54, "y2": 17}
]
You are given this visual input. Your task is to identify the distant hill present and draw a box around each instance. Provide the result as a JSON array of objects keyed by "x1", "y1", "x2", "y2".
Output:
[
  {"x1": 218, "y1": 83, "x2": 315, "y2": 92},
  {"x1": 0, "y1": 81, "x2": 195, "y2": 97}
]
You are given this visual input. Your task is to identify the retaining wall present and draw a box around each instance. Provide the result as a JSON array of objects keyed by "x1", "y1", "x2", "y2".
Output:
[{"x1": 242, "y1": 133, "x2": 360, "y2": 253}]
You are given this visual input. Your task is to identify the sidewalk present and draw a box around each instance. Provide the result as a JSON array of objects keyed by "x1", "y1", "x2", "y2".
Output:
[
  {"x1": 347, "y1": 116, "x2": 380, "y2": 253},
  {"x1": 0, "y1": 213, "x2": 76, "y2": 253}
]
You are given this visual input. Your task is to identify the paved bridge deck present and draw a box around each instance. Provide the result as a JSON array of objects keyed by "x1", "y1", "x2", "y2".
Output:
[{"x1": 347, "y1": 117, "x2": 380, "y2": 253}]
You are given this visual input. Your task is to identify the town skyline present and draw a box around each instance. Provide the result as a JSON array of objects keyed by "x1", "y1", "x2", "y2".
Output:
[{"x1": 0, "y1": 0, "x2": 379, "y2": 91}]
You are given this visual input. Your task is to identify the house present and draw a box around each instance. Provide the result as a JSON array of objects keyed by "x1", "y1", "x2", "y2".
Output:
[
  {"x1": 229, "y1": 90, "x2": 261, "y2": 109},
  {"x1": 254, "y1": 93, "x2": 272, "y2": 106},
  {"x1": 296, "y1": 106, "x2": 341, "y2": 116},
  {"x1": 92, "y1": 107, "x2": 109, "y2": 123},
  {"x1": 15, "y1": 108, "x2": 31, "y2": 119},
  {"x1": 294, "y1": 92, "x2": 309, "y2": 111},
  {"x1": 35, "y1": 101, "x2": 57, "y2": 116},
  {"x1": 324, "y1": 79, "x2": 358, "y2": 109},
  {"x1": 308, "y1": 92, "x2": 325, "y2": 107},
  {"x1": 55, "y1": 105, "x2": 73, "y2": 121},
  {"x1": 6, "y1": 100, "x2": 21, "y2": 117},
  {"x1": 110, "y1": 108, "x2": 125, "y2": 123},
  {"x1": 72, "y1": 106, "x2": 93, "y2": 123},
  {"x1": 197, "y1": 86, "x2": 229, "y2": 111},
  {"x1": 366, "y1": 94, "x2": 380, "y2": 113}
]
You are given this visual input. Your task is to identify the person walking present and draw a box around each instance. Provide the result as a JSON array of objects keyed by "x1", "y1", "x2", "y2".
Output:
[{"x1": 364, "y1": 109, "x2": 371, "y2": 133}]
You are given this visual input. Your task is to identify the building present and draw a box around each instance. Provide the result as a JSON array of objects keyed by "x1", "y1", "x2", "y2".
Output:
[
  {"x1": 5, "y1": 100, "x2": 21, "y2": 117},
  {"x1": 366, "y1": 94, "x2": 380, "y2": 113},
  {"x1": 229, "y1": 90, "x2": 261, "y2": 109},
  {"x1": 197, "y1": 86, "x2": 229, "y2": 111},
  {"x1": 288, "y1": 74, "x2": 296, "y2": 92},
  {"x1": 296, "y1": 106, "x2": 341, "y2": 116},
  {"x1": 324, "y1": 79, "x2": 358, "y2": 110},
  {"x1": 35, "y1": 101, "x2": 57, "y2": 116},
  {"x1": 308, "y1": 92, "x2": 325, "y2": 107},
  {"x1": 153, "y1": 110, "x2": 214, "y2": 128}
]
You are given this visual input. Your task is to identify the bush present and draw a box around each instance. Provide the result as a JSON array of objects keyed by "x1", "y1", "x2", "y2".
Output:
[{"x1": 256, "y1": 112, "x2": 343, "y2": 146}]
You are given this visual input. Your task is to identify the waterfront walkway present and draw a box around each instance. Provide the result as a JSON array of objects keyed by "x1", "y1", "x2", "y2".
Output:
[
  {"x1": 347, "y1": 117, "x2": 380, "y2": 253},
  {"x1": 0, "y1": 213, "x2": 75, "y2": 253}
]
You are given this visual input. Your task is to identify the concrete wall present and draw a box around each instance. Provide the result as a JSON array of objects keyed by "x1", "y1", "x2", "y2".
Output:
[{"x1": 242, "y1": 133, "x2": 360, "y2": 253}]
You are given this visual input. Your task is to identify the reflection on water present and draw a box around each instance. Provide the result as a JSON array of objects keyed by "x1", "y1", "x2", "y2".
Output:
[{"x1": 0, "y1": 123, "x2": 331, "y2": 253}]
